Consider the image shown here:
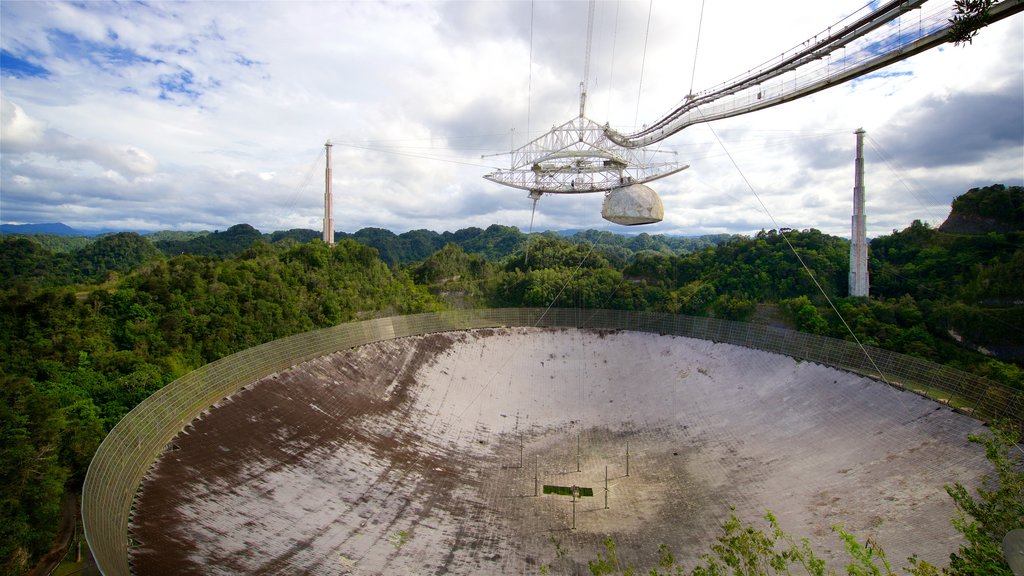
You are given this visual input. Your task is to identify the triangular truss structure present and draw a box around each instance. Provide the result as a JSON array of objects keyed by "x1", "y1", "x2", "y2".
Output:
[{"x1": 484, "y1": 114, "x2": 688, "y2": 196}]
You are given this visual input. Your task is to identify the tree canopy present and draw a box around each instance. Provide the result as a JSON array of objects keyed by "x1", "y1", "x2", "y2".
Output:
[{"x1": 1, "y1": 183, "x2": 1021, "y2": 573}]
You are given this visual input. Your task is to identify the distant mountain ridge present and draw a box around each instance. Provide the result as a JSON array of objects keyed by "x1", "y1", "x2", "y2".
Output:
[
  {"x1": 0, "y1": 222, "x2": 83, "y2": 236},
  {"x1": 5, "y1": 221, "x2": 735, "y2": 265},
  {"x1": 7, "y1": 184, "x2": 1020, "y2": 242},
  {"x1": 0, "y1": 222, "x2": 151, "y2": 236}
]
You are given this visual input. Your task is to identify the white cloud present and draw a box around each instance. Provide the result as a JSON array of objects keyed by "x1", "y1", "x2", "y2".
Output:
[
  {"x1": 0, "y1": 95, "x2": 45, "y2": 151},
  {"x1": 0, "y1": 0, "x2": 1020, "y2": 237},
  {"x1": 1, "y1": 93, "x2": 158, "y2": 178}
]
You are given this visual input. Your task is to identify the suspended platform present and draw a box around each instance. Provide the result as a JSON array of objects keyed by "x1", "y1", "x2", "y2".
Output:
[{"x1": 483, "y1": 112, "x2": 687, "y2": 225}]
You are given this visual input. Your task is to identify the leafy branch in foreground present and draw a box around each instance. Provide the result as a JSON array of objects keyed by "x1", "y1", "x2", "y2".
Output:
[
  {"x1": 945, "y1": 422, "x2": 1023, "y2": 576},
  {"x1": 948, "y1": 0, "x2": 994, "y2": 46},
  {"x1": 580, "y1": 514, "x2": 938, "y2": 576}
]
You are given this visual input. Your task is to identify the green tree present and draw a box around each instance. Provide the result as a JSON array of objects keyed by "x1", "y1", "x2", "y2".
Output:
[
  {"x1": 72, "y1": 232, "x2": 163, "y2": 283},
  {"x1": 945, "y1": 423, "x2": 1023, "y2": 576},
  {"x1": 711, "y1": 294, "x2": 756, "y2": 321},
  {"x1": 782, "y1": 296, "x2": 829, "y2": 335},
  {"x1": 575, "y1": 423, "x2": 1021, "y2": 576},
  {"x1": 946, "y1": 185, "x2": 1024, "y2": 229},
  {"x1": 949, "y1": 0, "x2": 995, "y2": 46},
  {"x1": 0, "y1": 376, "x2": 69, "y2": 575}
]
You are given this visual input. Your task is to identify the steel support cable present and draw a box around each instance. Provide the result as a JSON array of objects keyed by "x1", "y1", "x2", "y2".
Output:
[
  {"x1": 522, "y1": 0, "x2": 538, "y2": 267},
  {"x1": 633, "y1": 0, "x2": 653, "y2": 131},
  {"x1": 612, "y1": 0, "x2": 1024, "y2": 148},
  {"x1": 864, "y1": 136, "x2": 950, "y2": 228},
  {"x1": 688, "y1": 0, "x2": 707, "y2": 97},
  {"x1": 693, "y1": 106, "x2": 895, "y2": 390},
  {"x1": 606, "y1": 0, "x2": 620, "y2": 121},
  {"x1": 279, "y1": 146, "x2": 325, "y2": 218},
  {"x1": 620, "y1": 0, "x2": 921, "y2": 142},
  {"x1": 524, "y1": 194, "x2": 539, "y2": 266},
  {"x1": 537, "y1": 242, "x2": 597, "y2": 327},
  {"x1": 527, "y1": 0, "x2": 535, "y2": 145},
  {"x1": 583, "y1": 0, "x2": 595, "y2": 99},
  {"x1": 333, "y1": 141, "x2": 499, "y2": 169}
]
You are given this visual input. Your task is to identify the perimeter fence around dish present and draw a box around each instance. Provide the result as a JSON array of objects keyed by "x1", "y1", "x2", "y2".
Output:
[{"x1": 82, "y1": 308, "x2": 1023, "y2": 576}]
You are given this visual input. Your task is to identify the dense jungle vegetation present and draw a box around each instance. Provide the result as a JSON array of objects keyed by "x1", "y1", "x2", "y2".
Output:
[{"x1": 1, "y1": 184, "x2": 1021, "y2": 574}]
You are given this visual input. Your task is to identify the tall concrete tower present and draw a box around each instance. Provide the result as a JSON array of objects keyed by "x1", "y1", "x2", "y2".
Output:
[
  {"x1": 849, "y1": 128, "x2": 869, "y2": 297},
  {"x1": 323, "y1": 140, "x2": 334, "y2": 246}
]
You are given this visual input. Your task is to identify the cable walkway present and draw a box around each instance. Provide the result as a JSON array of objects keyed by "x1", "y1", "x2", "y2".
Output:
[{"x1": 607, "y1": 0, "x2": 1024, "y2": 148}]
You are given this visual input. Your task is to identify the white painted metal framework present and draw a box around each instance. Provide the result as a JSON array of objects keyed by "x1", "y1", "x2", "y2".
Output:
[
  {"x1": 607, "y1": 0, "x2": 1024, "y2": 148},
  {"x1": 482, "y1": 0, "x2": 1022, "y2": 223},
  {"x1": 483, "y1": 101, "x2": 687, "y2": 196}
]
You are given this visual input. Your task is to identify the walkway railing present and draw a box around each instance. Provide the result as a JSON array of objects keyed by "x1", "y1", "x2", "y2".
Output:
[
  {"x1": 82, "y1": 308, "x2": 1023, "y2": 575},
  {"x1": 608, "y1": 0, "x2": 1024, "y2": 147}
]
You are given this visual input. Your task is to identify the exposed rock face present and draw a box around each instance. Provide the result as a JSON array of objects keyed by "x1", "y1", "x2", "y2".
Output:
[
  {"x1": 938, "y1": 212, "x2": 1016, "y2": 235},
  {"x1": 934, "y1": 186, "x2": 1023, "y2": 362},
  {"x1": 939, "y1": 184, "x2": 1023, "y2": 235}
]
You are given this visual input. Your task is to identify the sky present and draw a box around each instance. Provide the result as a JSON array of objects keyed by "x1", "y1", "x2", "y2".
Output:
[{"x1": 1, "y1": 1, "x2": 1021, "y2": 238}]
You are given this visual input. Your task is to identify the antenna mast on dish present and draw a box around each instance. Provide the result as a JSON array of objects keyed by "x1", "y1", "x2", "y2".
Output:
[{"x1": 323, "y1": 140, "x2": 334, "y2": 246}]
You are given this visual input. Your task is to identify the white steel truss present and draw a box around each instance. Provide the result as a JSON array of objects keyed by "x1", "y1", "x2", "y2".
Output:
[{"x1": 484, "y1": 114, "x2": 688, "y2": 195}]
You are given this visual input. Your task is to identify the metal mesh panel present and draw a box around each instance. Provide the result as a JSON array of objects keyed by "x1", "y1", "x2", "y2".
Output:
[{"x1": 82, "y1": 308, "x2": 1022, "y2": 575}]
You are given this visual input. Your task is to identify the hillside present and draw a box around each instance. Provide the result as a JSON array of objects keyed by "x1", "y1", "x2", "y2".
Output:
[
  {"x1": 0, "y1": 232, "x2": 163, "y2": 289},
  {"x1": 938, "y1": 183, "x2": 1024, "y2": 234},
  {"x1": 0, "y1": 222, "x2": 83, "y2": 236},
  {"x1": 0, "y1": 183, "x2": 1021, "y2": 574},
  {"x1": 871, "y1": 185, "x2": 1024, "y2": 364},
  {"x1": 3, "y1": 215, "x2": 742, "y2": 272}
]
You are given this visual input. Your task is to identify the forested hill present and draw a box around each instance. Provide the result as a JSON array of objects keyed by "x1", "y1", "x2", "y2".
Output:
[
  {"x1": 0, "y1": 239, "x2": 442, "y2": 575},
  {"x1": 3, "y1": 223, "x2": 736, "y2": 269},
  {"x1": 1, "y1": 232, "x2": 163, "y2": 289},
  {"x1": 938, "y1": 183, "x2": 1023, "y2": 234},
  {"x1": 1, "y1": 184, "x2": 1022, "y2": 574},
  {"x1": 867, "y1": 184, "x2": 1024, "y2": 366},
  {"x1": 148, "y1": 224, "x2": 736, "y2": 265}
]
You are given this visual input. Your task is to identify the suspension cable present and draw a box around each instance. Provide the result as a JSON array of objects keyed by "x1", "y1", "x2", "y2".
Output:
[
  {"x1": 688, "y1": 0, "x2": 707, "y2": 96},
  {"x1": 524, "y1": 192, "x2": 540, "y2": 266},
  {"x1": 634, "y1": 0, "x2": 653, "y2": 130},
  {"x1": 583, "y1": 0, "x2": 595, "y2": 93},
  {"x1": 694, "y1": 109, "x2": 893, "y2": 388},
  {"x1": 536, "y1": 241, "x2": 596, "y2": 326},
  {"x1": 282, "y1": 146, "x2": 325, "y2": 218},
  {"x1": 578, "y1": 0, "x2": 596, "y2": 117},
  {"x1": 526, "y1": 0, "x2": 535, "y2": 143},
  {"x1": 606, "y1": 0, "x2": 620, "y2": 121}
]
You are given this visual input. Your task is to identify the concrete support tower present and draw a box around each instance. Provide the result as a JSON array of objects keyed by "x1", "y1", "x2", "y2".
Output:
[
  {"x1": 323, "y1": 140, "x2": 334, "y2": 246},
  {"x1": 849, "y1": 128, "x2": 869, "y2": 297}
]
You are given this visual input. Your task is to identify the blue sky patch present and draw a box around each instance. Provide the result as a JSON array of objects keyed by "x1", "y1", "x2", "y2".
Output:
[
  {"x1": 233, "y1": 53, "x2": 261, "y2": 67},
  {"x1": 46, "y1": 29, "x2": 156, "y2": 71},
  {"x1": 1, "y1": 50, "x2": 50, "y2": 78},
  {"x1": 851, "y1": 69, "x2": 914, "y2": 88},
  {"x1": 158, "y1": 67, "x2": 200, "y2": 100},
  {"x1": 865, "y1": 70, "x2": 914, "y2": 79}
]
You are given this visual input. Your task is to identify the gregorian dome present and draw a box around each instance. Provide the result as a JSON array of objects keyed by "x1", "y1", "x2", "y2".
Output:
[{"x1": 602, "y1": 183, "x2": 665, "y2": 225}]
